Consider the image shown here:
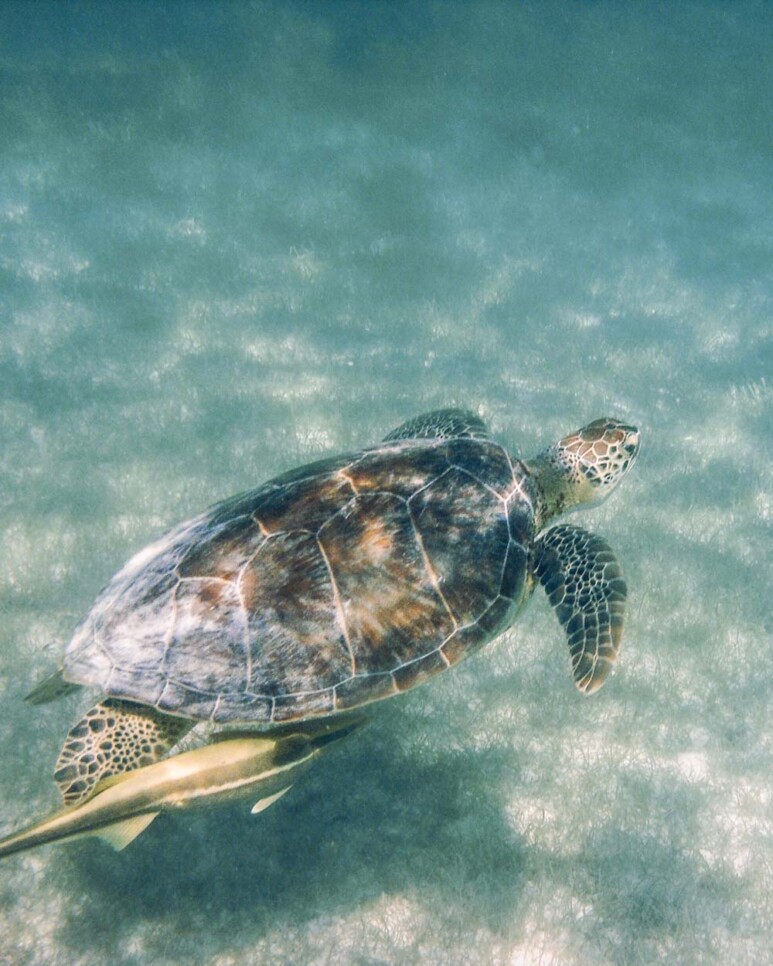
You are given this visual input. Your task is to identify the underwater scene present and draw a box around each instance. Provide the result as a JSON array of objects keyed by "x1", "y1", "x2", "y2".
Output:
[{"x1": 0, "y1": 2, "x2": 770, "y2": 963}]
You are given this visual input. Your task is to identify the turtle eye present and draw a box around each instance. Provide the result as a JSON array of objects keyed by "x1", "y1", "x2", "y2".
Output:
[{"x1": 624, "y1": 442, "x2": 638, "y2": 456}]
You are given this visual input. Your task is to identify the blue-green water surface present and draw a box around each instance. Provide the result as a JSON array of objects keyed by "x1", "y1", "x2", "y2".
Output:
[{"x1": 0, "y1": 2, "x2": 770, "y2": 964}]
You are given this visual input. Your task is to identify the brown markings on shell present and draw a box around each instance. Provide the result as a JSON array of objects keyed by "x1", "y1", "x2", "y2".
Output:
[
  {"x1": 197, "y1": 579, "x2": 231, "y2": 608},
  {"x1": 251, "y1": 469, "x2": 355, "y2": 534},
  {"x1": 319, "y1": 492, "x2": 453, "y2": 675},
  {"x1": 353, "y1": 513, "x2": 394, "y2": 562},
  {"x1": 89, "y1": 438, "x2": 533, "y2": 722},
  {"x1": 241, "y1": 530, "x2": 351, "y2": 696}
]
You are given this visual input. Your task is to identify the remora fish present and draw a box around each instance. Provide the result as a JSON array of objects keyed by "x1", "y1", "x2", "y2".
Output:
[{"x1": 0, "y1": 716, "x2": 362, "y2": 860}]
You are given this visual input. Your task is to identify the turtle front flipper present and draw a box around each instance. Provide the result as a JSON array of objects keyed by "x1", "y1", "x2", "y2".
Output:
[
  {"x1": 535, "y1": 525, "x2": 627, "y2": 694},
  {"x1": 383, "y1": 408, "x2": 490, "y2": 442},
  {"x1": 54, "y1": 699, "x2": 192, "y2": 806}
]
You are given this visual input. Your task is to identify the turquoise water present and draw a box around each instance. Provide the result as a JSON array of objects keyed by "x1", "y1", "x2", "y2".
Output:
[{"x1": 0, "y1": 1, "x2": 770, "y2": 963}]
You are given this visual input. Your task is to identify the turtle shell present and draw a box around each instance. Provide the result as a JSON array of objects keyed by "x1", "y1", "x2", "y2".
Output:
[{"x1": 64, "y1": 437, "x2": 537, "y2": 723}]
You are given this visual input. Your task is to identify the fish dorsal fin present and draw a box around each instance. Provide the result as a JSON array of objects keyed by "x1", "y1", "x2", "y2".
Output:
[
  {"x1": 383, "y1": 408, "x2": 489, "y2": 442},
  {"x1": 251, "y1": 786, "x2": 292, "y2": 815},
  {"x1": 96, "y1": 812, "x2": 160, "y2": 851}
]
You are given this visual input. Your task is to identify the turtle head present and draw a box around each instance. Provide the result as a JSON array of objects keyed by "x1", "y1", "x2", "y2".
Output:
[{"x1": 530, "y1": 418, "x2": 640, "y2": 522}]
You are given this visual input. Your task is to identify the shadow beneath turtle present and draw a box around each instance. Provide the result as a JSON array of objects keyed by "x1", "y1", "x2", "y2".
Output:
[
  {"x1": 45, "y1": 690, "x2": 745, "y2": 965},
  {"x1": 52, "y1": 705, "x2": 529, "y2": 960}
]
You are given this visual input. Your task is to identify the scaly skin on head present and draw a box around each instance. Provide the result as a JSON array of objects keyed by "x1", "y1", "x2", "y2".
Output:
[{"x1": 528, "y1": 418, "x2": 641, "y2": 525}]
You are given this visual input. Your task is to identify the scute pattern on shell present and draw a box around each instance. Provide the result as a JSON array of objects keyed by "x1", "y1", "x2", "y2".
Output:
[{"x1": 64, "y1": 437, "x2": 538, "y2": 723}]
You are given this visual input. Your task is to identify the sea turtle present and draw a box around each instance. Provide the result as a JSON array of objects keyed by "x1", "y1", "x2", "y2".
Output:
[{"x1": 28, "y1": 408, "x2": 640, "y2": 810}]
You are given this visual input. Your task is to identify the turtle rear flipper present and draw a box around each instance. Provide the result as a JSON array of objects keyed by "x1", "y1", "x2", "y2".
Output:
[
  {"x1": 535, "y1": 525, "x2": 627, "y2": 694},
  {"x1": 54, "y1": 699, "x2": 192, "y2": 806},
  {"x1": 25, "y1": 669, "x2": 81, "y2": 705}
]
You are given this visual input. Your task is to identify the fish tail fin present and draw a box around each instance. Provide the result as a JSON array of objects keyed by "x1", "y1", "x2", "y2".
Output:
[{"x1": 0, "y1": 808, "x2": 160, "y2": 860}]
